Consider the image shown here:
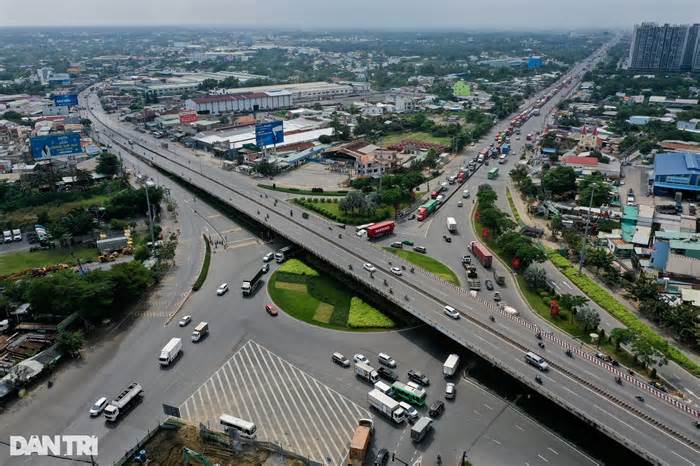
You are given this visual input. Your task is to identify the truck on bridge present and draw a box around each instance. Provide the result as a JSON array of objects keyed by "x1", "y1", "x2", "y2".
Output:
[
  {"x1": 367, "y1": 389, "x2": 405, "y2": 424},
  {"x1": 366, "y1": 220, "x2": 395, "y2": 240},
  {"x1": 104, "y1": 382, "x2": 144, "y2": 422},
  {"x1": 242, "y1": 268, "x2": 265, "y2": 296},
  {"x1": 469, "y1": 241, "x2": 492, "y2": 268}
]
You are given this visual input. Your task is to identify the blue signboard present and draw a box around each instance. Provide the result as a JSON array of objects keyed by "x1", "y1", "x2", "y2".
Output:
[
  {"x1": 528, "y1": 56, "x2": 542, "y2": 69},
  {"x1": 53, "y1": 94, "x2": 79, "y2": 107},
  {"x1": 255, "y1": 120, "x2": 284, "y2": 147},
  {"x1": 30, "y1": 133, "x2": 83, "y2": 159}
]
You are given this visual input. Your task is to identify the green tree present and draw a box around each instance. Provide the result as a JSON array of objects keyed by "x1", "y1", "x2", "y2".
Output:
[
  {"x1": 542, "y1": 166, "x2": 577, "y2": 197},
  {"x1": 523, "y1": 264, "x2": 548, "y2": 291},
  {"x1": 631, "y1": 333, "x2": 668, "y2": 368},
  {"x1": 577, "y1": 173, "x2": 612, "y2": 207},
  {"x1": 575, "y1": 304, "x2": 601, "y2": 332},
  {"x1": 96, "y1": 152, "x2": 121, "y2": 176},
  {"x1": 55, "y1": 329, "x2": 85, "y2": 356},
  {"x1": 558, "y1": 293, "x2": 588, "y2": 313},
  {"x1": 610, "y1": 327, "x2": 635, "y2": 350}
]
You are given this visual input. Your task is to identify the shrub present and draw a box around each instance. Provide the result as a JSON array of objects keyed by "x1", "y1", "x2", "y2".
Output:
[
  {"x1": 311, "y1": 187, "x2": 324, "y2": 193},
  {"x1": 192, "y1": 236, "x2": 211, "y2": 291},
  {"x1": 348, "y1": 297, "x2": 395, "y2": 328},
  {"x1": 278, "y1": 259, "x2": 319, "y2": 276}
]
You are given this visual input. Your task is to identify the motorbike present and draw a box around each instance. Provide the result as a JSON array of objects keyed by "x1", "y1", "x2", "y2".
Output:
[
  {"x1": 615, "y1": 377, "x2": 623, "y2": 385},
  {"x1": 535, "y1": 376, "x2": 543, "y2": 384},
  {"x1": 565, "y1": 349, "x2": 573, "y2": 358},
  {"x1": 538, "y1": 342, "x2": 545, "y2": 349}
]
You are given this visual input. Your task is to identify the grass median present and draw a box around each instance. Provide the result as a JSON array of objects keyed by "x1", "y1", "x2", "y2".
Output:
[
  {"x1": 384, "y1": 248, "x2": 460, "y2": 286},
  {"x1": 192, "y1": 235, "x2": 211, "y2": 291}
]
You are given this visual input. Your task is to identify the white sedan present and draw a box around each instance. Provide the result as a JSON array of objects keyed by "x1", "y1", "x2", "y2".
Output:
[
  {"x1": 354, "y1": 354, "x2": 368, "y2": 364},
  {"x1": 363, "y1": 263, "x2": 376, "y2": 273},
  {"x1": 390, "y1": 267, "x2": 402, "y2": 276},
  {"x1": 178, "y1": 315, "x2": 192, "y2": 327},
  {"x1": 216, "y1": 283, "x2": 229, "y2": 296}
]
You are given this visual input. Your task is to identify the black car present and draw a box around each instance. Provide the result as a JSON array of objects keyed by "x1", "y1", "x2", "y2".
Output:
[
  {"x1": 377, "y1": 366, "x2": 399, "y2": 382},
  {"x1": 407, "y1": 369, "x2": 430, "y2": 386},
  {"x1": 375, "y1": 448, "x2": 390, "y2": 466},
  {"x1": 428, "y1": 400, "x2": 445, "y2": 418},
  {"x1": 485, "y1": 279, "x2": 494, "y2": 291}
]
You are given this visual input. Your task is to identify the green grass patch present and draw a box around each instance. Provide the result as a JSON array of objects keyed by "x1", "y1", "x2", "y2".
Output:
[
  {"x1": 3, "y1": 194, "x2": 111, "y2": 227},
  {"x1": 258, "y1": 184, "x2": 348, "y2": 196},
  {"x1": 379, "y1": 131, "x2": 451, "y2": 147},
  {"x1": 192, "y1": 235, "x2": 211, "y2": 291},
  {"x1": 294, "y1": 198, "x2": 395, "y2": 225},
  {"x1": 348, "y1": 297, "x2": 395, "y2": 328},
  {"x1": 385, "y1": 248, "x2": 460, "y2": 286},
  {"x1": 505, "y1": 188, "x2": 522, "y2": 224},
  {"x1": 278, "y1": 258, "x2": 319, "y2": 276},
  {"x1": 0, "y1": 246, "x2": 98, "y2": 277},
  {"x1": 547, "y1": 250, "x2": 700, "y2": 377},
  {"x1": 268, "y1": 260, "x2": 396, "y2": 331}
]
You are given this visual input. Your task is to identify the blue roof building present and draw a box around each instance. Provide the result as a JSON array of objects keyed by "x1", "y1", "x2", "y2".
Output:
[{"x1": 653, "y1": 152, "x2": 700, "y2": 195}]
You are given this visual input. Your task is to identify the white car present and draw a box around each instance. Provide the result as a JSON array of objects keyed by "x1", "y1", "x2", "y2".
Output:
[
  {"x1": 89, "y1": 397, "x2": 108, "y2": 417},
  {"x1": 407, "y1": 381, "x2": 421, "y2": 390},
  {"x1": 353, "y1": 354, "x2": 368, "y2": 364},
  {"x1": 363, "y1": 263, "x2": 376, "y2": 273},
  {"x1": 399, "y1": 401, "x2": 419, "y2": 422},
  {"x1": 445, "y1": 382, "x2": 456, "y2": 399},
  {"x1": 390, "y1": 267, "x2": 402, "y2": 276},
  {"x1": 263, "y1": 252, "x2": 274, "y2": 262},
  {"x1": 178, "y1": 315, "x2": 192, "y2": 327},
  {"x1": 444, "y1": 305, "x2": 460, "y2": 320},
  {"x1": 216, "y1": 283, "x2": 229, "y2": 296}
]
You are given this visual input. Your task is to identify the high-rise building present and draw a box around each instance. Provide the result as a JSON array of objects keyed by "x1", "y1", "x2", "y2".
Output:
[{"x1": 629, "y1": 22, "x2": 700, "y2": 72}]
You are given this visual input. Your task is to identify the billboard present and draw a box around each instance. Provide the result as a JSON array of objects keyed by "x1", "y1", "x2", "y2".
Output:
[
  {"x1": 53, "y1": 94, "x2": 79, "y2": 107},
  {"x1": 255, "y1": 120, "x2": 284, "y2": 147},
  {"x1": 30, "y1": 132, "x2": 83, "y2": 160},
  {"x1": 179, "y1": 111, "x2": 198, "y2": 124}
]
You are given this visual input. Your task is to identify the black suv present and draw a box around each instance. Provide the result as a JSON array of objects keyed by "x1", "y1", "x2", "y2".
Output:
[
  {"x1": 375, "y1": 448, "x2": 390, "y2": 466},
  {"x1": 407, "y1": 369, "x2": 430, "y2": 386},
  {"x1": 429, "y1": 400, "x2": 445, "y2": 418},
  {"x1": 377, "y1": 367, "x2": 398, "y2": 382}
]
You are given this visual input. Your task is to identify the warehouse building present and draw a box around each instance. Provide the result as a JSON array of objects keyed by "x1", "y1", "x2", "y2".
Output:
[
  {"x1": 215, "y1": 81, "x2": 370, "y2": 103},
  {"x1": 184, "y1": 90, "x2": 293, "y2": 114},
  {"x1": 652, "y1": 152, "x2": 700, "y2": 197}
]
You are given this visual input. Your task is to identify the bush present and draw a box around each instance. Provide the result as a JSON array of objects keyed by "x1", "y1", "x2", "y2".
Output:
[
  {"x1": 311, "y1": 187, "x2": 324, "y2": 193},
  {"x1": 347, "y1": 297, "x2": 395, "y2": 328},
  {"x1": 278, "y1": 259, "x2": 319, "y2": 276},
  {"x1": 134, "y1": 244, "x2": 150, "y2": 262},
  {"x1": 192, "y1": 236, "x2": 211, "y2": 291}
]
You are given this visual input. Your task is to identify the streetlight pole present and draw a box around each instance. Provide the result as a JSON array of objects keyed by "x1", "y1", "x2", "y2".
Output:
[
  {"x1": 144, "y1": 182, "x2": 156, "y2": 249},
  {"x1": 578, "y1": 184, "x2": 595, "y2": 272}
]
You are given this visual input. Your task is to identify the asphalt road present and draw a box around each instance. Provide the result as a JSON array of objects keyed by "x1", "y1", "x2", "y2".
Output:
[{"x1": 74, "y1": 42, "x2": 700, "y2": 465}]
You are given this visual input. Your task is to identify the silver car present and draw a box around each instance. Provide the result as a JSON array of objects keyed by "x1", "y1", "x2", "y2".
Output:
[{"x1": 89, "y1": 397, "x2": 108, "y2": 417}]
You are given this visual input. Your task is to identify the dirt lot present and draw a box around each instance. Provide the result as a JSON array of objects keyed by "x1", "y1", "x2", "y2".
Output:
[
  {"x1": 126, "y1": 423, "x2": 307, "y2": 466},
  {"x1": 273, "y1": 162, "x2": 349, "y2": 190}
]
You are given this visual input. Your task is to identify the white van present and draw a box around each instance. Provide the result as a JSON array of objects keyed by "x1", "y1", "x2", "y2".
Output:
[
  {"x1": 462, "y1": 189, "x2": 470, "y2": 199},
  {"x1": 378, "y1": 352, "x2": 397, "y2": 368},
  {"x1": 525, "y1": 352, "x2": 549, "y2": 371},
  {"x1": 220, "y1": 414, "x2": 257, "y2": 439}
]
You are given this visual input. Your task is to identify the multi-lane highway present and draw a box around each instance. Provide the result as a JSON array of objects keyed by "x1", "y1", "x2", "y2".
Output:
[{"x1": 78, "y1": 41, "x2": 700, "y2": 465}]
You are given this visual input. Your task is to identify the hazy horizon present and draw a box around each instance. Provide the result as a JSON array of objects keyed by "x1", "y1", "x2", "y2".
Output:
[{"x1": 2, "y1": 0, "x2": 697, "y2": 30}]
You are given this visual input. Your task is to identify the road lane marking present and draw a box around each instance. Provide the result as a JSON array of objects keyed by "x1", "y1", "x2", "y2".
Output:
[
  {"x1": 515, "y1": 424, "x2": 525, "y2": 431},
  {"x1": 483, "y1": 403, "x2": 493, "y2": 410},
  {"x1": 547, "y1": 447, "x2": 559, "y2": 455},
  {"x1": 537, "y1": 454, "x2": 549, "y2": 463},
  {"x1": 671, "y1": 451, "x2": 695, "y2": 466}
]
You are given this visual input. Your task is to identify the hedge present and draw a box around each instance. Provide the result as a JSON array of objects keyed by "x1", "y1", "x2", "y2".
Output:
[
  {"x1": 258, "y1": 183, "x2": 348, "y2": 196},
  {"x1": 192, "y1": 235, "x2": 211, "y2": 291},
  {"x1": 505, "y1": 188, "x2": 522, "y2": 224},
  {"x1": 547, "y1": 250, "x2": 700, "y2": 377},
  {"x1": 348, "y1": 297, "x2": 395, "y2": 329},
  {"x1": 278, "y1": 258, "x2": 319, "y2": 277}
]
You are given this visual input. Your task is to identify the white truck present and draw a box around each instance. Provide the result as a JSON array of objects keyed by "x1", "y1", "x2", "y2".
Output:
[
  {"x1": 191, "y1": 322, "x2": 209, "y2": 342},
  {"x1": 446, "y1": 217, "x2": 457, "y2": 233},
  {"x1": 159, "y1": 337, "x2": 182, "y2": 366},
  {"x1": 104, "y1": 382, "x2": 144, "y2": 422},
  {"x1": 355, "y1": 362, "x2": 379, "y2": 383},
  {"x1": 443, "y1": 354, "x2": 460, "y2": 377},
  {"x1": 2, "y1": 230, "x2": 12, "y2": 243},
  {"x1": 367, "y1": 389, "x2": 405, "y2": 424},
  {"x1": 11, "y1": 229, "x2": 21, "y2": 241}
]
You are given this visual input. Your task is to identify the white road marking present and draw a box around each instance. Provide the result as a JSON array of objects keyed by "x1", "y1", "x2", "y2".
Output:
[
  {"x1": 515, "y1": 424, "x2": 525, "y2": 431},
  {"x1": 547, "y1": 447, "x2": 559, "y2": 455},
  {"x1": 671, "y1": 451, "x2": 695, "y2": 466},
  {"x1": 538, "y1": 454, "x2": 549, "y2": 463},
  {"x1": 562, "y1": 281, "x2": 573, "y2": 290},
  {"x1": 483, "y1": 403, "x2": 493, "y2": 410}
]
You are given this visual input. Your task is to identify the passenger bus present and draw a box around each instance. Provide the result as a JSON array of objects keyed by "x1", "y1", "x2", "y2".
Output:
[
  {"x1": 219, "y1": 414, "x2": 257, "y2": 439},
  {"x1": 487, "y1": 167, "x2": 499, "y2": 179},
  {"x1": 391, "y1": 381, "x2": 426, "y2": 407}
]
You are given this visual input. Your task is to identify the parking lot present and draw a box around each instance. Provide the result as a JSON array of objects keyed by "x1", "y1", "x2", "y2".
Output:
[{"x1": 272, "y1": 161, "x2": 349, "y2": 190}]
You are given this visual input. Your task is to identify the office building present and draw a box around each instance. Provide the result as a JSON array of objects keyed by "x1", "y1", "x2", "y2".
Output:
[{"x1": 629, "y1": 23, "x2": 700, "y2": 72}]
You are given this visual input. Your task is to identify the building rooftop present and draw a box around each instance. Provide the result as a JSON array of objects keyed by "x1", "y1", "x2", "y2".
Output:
[
  {"x1": 654, "y1": 152, "x2": 700, "y2": 176},
  {"x1": 561, "y1": 155, "x2": 599, "y2": 166}
]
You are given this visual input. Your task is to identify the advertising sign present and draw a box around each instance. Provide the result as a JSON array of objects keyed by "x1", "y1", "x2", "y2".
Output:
[
  {"x1": 179, "y1": 111, "x2": 198, "y2": 124},
  {"x1": 255, "y1": 120, "x2": 284, "y2": 147},
  {"x1": 53, "y1": 94, "x2": 79, "y2": 107},
  {"x1": 30, "y1": 133, "x2": 83, "y2": 159}
]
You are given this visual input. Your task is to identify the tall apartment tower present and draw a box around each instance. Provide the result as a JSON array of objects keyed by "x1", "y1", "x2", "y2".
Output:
[{"x1": 629, "y1": 22, "x2": 700, "y2": 72}]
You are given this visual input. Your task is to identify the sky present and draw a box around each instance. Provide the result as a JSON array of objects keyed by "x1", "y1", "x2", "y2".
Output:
[{"x1": 1, "y1": 0, "x2": 698, "y2": 29}]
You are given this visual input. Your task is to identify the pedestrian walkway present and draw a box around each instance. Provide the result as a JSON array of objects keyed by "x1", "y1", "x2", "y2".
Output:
[{"x1": 179, "y1": 340, "x2": 371, "y2": 465}]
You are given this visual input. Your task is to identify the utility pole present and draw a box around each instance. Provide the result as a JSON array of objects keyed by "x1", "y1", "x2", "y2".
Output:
[
  {"x1": 144, "y1": 181, "x2": 156, "y2": 250},
  {"x1": 578, "y1": 184, "x2": 595, "y2": 272}
]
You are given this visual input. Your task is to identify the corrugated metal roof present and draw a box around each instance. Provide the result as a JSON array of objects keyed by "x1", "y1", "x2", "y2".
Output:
[{"x1": 654, "y1": 152, "x2": 700, "y2": 176}]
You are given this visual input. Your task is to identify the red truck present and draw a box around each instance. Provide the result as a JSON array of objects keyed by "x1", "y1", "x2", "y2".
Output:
[
  {"x1": 456, "y1": 171, "x2": 466, "y2": 183},
  {"x1": 366, "y1": 220, "x2": 395, "y2": 239},
  {"x1": 469, "y1": 241, "x2": 493, "y2": 268},
  {"x1": 430, "y1": 191, "x2": 439, "y2": 199}
]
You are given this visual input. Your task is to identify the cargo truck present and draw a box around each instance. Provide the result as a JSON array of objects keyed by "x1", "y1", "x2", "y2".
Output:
[
  {"x1": 11, "y1": 229, "x2": 21, "y2": 241},
  {"x1": 104, "y1": 382, "x2": 144, "y2": 422},
  {"x1": 417, "y1": 200, "x2": 439, "y2": 221},
  {"x1": 159, "y1": 337, "x2": 182, "y2": 366},
  {"x1": 493, "y1": 269, "x2": 506, "y2": 286},
  {"x1": 443, "y1": 354, "x2": 460, "y2": 377},
  {"x1": 242, "y1": 268, "x2": 265, "y2": 296},
  {"x1": 367, "y1": 389, "x2": 405, "y2": 424},
  {"x1": 469, "y1": 241, "x2": 493, "y2": 268},
  {"x1": 501, "y1": 143, "x2": 510, "y2": 154},
  {"x1": 456, "y1": 171, "x2": 466, "y2": 183},
  {"x1": 355, "y1": 362, "x2": 379, "y2": 383},
  {"x1": 468, "y1": 279, "x2": 481, "y2": 291},
  {"x1": 410, "y1": 417, "x2": 432, "y2": 443},
  {"x1": 348, "y1": 419, "x2": 373, "y2": 466},
  {"x1": 366, "y1": 220, "x2": 395, "y2": 240},
  {"x1": 191, "y1": 322, "x2": 209, "y2": 342},
  {"x1": 446, "y1": 217, "x2": 457, "y2": 233}
]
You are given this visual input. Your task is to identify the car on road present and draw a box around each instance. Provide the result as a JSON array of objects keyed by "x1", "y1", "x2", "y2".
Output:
[
  {"x1": 402, "y1": 240, "x2": 414, "y2": 246},
  {"x1": 462, "y1": 255, "x2": 471, "y2": 264},
  {"x1": 445, "y1": 382, "x2": 456, "y2": 400},
  {"x1": 428, "y1": 400, "x2": 445, "y2": 418},
  {"x1": 399, "y1": 401, "x2": 419, "y2": 423},
  {"x1": 378, "y1": 353, "x2": 397, "y2": 368},
  {"x1": 262, "y1": 263, "x2": 270, "y2": 273},
  {"x1": 375, "y1": 448, "x2": 390, "y2": 466},
  {"x1": 413, "y1": 246, "x2": 426, "y2": 253},
  {"x1": 89, "y1": 397, "x2": 108, "y2": 417},
  {"x1": 331, "y1": 352, "x2": 351, "y2": 368},
  {"x1": 408, "y1": 369, "x2": 430, "y2": 386},
  {"x1": 485, "y1": 279, "x2": 494, "y2": 291},
  {"x1": 178, "y1": 315, "x2": 192, "y2": 327},
  {"x1": 457, "y1": 201, "x2": 463, "y2": 207},
  {"x1": 363, "y1": 263, "x2": 376, "y2": 272},
  {"x1": 390, "y1": 267, "x2": 402, "y2": 276},
  {"x1": 216, "y1": 283, "x2": 229, "y2": 296},
  {"x1": 377, "y1": 366, "x2": 398, "y2": 382},
  {"x1": 354, "y1": 354, "x2": 368, "y2": 364},
  {"x1": 494, "y1": 291, "x2": 502, "y2": 301},
  {"x1": 263, "y1": 252, "x2": 274, "y2": 262},
  {"x1": 444, "y1": 305, "x2": 460, "y2": 320},
  {"x1": 390, "y1": 241, "x2": 403, "y2": 248},
  {"x1": 265, "y1": 303, "x2": 278, "y2": 316},
  {"x1": 442, "y1": 235, "x2": 452, "y2": 243}
]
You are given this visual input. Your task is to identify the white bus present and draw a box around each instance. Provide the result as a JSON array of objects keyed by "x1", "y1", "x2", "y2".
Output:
[
  {"x1": 220, "y1": 414, "x2": 257, "y2": 439},
  {"x1": 355, "y1": 223, "x2": 375, "y2": 232}
]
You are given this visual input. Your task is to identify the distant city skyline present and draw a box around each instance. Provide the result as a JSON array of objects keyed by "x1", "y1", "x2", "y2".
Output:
[{"x1": 1, "y1": 0, "x2": 698, "y2": 29}]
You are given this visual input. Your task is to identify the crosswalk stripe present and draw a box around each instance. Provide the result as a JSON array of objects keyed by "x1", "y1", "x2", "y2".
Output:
[
  {"x1": 310, "y1": 378, "x2": 355, "y2": 463},
  {"x1": 232, "y1": 349, "x2": 268, "y2": 439}
]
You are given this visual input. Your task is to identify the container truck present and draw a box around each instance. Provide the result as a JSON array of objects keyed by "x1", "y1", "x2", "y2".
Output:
[
  {"x1": 417, "y1": 200, "x2": 439, "y2": 221},
  {"x1": 367, "y1": 389, "x2": 405, "y2": 424},
  {"x1": 348, "y1": 419, "x2": 373, "y2": 466},
  {"x1": 191, "y1": 322, "x2": 209, "y2": 342},
  {"x1": 443, "y1": 354, "x2": 460, "y2": 377},
  {"x1": 456, "y1": 171, "x2": 466, "y2": 183},
  {"x1": 242, "y1": 268, "x2": 265, "y2": 296},
  {"x1": 446, "y1": 217, "x2": 457, "y2": 233},
  {"x1": 366, "y1": 220, "x2": 395, "y2": 240},
  {"x1": 501, "y1": 144, "x2": 510, "y2": 154},
  {"x1": 159, "y1": 337, "x2": 182, "y2": 366},
  {"x1": 469, "y1": 241, "x2": 493, "y2": 268},
  {"x1": 104, "y1": 382, "x2": 144, "y2": 422},
  {"x1": 355, "y1": 362, "x2": 379, "y2": 383}
]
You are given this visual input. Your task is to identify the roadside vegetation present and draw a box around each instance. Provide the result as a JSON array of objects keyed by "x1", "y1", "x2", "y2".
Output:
[
  {"x1": 0, "y1": 246, "x2": 98, "y2": 277},
  {"x1": 257, "y1": 184, "x2": 348, "y2": 197},
  {"x1": 385, "y1": 248, "x2": 460, "y2": 286},
  {"x1": 268, "y1": 259, "x2": 396, "y2": 331},
  {"x1": 192, "y1": 236, "x2": 211, "y2": 291}
]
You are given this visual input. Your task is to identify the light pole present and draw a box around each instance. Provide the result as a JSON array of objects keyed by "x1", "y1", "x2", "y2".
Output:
[{"x1": 578, "y1": 184, "x2": 595, "y2": 272}]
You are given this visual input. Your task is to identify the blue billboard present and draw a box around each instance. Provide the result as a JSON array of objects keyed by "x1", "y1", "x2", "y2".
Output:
[
  {"x1": 53, "y1": 94, "x2": 79, "y2": 107},
  {"x1": 528, "y1": 56, "x2": 542, "y2": 69},
  {"x1": 255, "y1": 120, "x2": 284, "y2": 147},
  {"x1": 30, "y1": 133, "x2": 83, "y2": 159}
]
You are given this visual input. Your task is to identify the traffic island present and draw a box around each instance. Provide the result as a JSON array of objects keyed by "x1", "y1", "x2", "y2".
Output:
[{"x1": 384, "y1": 248, "x2": 460, "y2": 286}]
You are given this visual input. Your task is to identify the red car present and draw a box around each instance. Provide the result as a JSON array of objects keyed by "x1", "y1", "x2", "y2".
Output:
[{"x1": 265, "y1": 304, "x2": 278, "y2": 316}]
